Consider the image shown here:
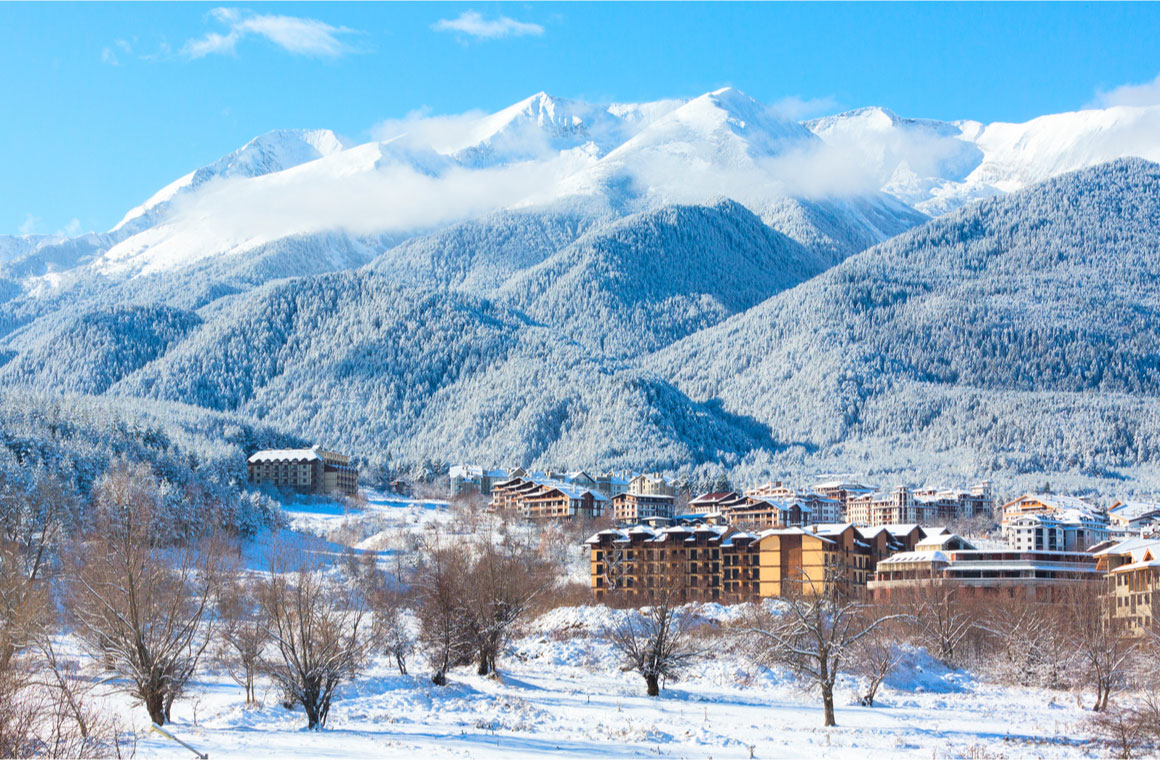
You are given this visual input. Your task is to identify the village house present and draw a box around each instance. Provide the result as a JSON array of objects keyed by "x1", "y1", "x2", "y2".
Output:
[
  {"x1": 1094, "y1": 536, "x2": 1160, "y2": 635},
  {"x1": 247, "y1": 446, "x2": 358, "y2": 496}
]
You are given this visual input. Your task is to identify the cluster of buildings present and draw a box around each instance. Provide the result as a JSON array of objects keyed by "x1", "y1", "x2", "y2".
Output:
[
  {"x1": 584, "y1": 480, "x2": 1160, "y2": 636},
  {"x1": 483, "y1": 468, "x2": 675, "y2": 521},
  {"x1": 246, "y1": 446, "x2": 359, "y2": 496}
]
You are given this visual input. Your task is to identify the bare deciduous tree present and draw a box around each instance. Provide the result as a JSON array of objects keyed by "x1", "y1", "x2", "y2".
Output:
[
  {"x1": 748, "y1": 580, "x2": 903, "y2": 727},
  {"x1": 415, "y1": 541, "x2": 473, "y2": 686},
  {"x1": 216, "y1": 578, "x2": 269, "y2": 706},
  {"x1": 852, "y1": 614, "x2": 904, "y2": 707},
  {"x1": 257, "y1": 549, "x2": 370, "y2": 729},
  {"x1": 609, "y1": 582, "x2": 700, "y2": 697},
  {"x1": 901, "y1": 577, "x2": 977, "y2": 667},
  {"x1": 1061, "y1": 582, "x2": 1136, "y2": 712},
  {"x1": 65, "y1": 464, "x2": 228, "y2": 726},
  {"x1": 462, "y1": 532, "x2": 553, "y2": 677}
]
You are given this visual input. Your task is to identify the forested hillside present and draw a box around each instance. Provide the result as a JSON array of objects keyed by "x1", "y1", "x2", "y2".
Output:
[
  {"x1": 1, "y1": 159, "x2": 1158, "y2": 494},
  {"x1": 0, "y1": 390, "x2": 295, "y2": 535},
  {"x1": 655, "y1": 158, "x2": 1160, "y2": 490}
]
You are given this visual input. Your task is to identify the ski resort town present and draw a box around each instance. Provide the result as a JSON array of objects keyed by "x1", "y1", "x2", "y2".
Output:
[{"x1": 449, "y1": 463, "x2": 1160, "y2": 631}]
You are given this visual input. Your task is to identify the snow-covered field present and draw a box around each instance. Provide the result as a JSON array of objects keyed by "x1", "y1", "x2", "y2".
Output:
[
  {"x1": 86, "y1": 494, "x2": 1098, "y2": 759},
  {"x1": 119, "y1": 607, "x2": 1092, "y2": 760}
]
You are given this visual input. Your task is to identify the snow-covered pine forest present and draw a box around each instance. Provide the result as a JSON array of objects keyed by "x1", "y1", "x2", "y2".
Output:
[{"x1": 2, "y1": 89, "x2": 1160, "y2": 496}]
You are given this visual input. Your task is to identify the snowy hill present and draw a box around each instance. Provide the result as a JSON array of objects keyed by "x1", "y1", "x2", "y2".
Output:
[
  {"x1": 654, "y1": 157, "x2": 1160, "y2": 488},
  {"x1": 808, "y1": 103, "x2": 1160, "y2": 215}
]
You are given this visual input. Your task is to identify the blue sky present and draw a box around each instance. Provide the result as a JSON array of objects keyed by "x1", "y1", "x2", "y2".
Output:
[{"x1": 3, "y1": 2, "x2": 1160, "y2": 235}]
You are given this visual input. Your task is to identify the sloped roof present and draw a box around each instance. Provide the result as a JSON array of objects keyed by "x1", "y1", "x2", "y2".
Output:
[{"x1": 249, "y1": 447, "x2": 320, "y2": 463}]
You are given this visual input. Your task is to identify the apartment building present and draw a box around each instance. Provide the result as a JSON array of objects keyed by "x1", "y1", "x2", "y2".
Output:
[
  {"x1": 586, "y1": 521, "x2": 896, "y2": 603},
  {"x1": 1095, "y1": 537, "x2": 1160, "y2": 635},
  {"x1": 1001, "y1": 494, "x2": 1109, "y2": 552},
  {"x1": 1107, "y1": 500, "x2": 1160, "y2": 535},
  {"x1": 489, "y1": 475, "x2": 608, "y2": 520},
  {"x1": 449, "y1": 465, "x2": 515, "y2": 497},
  {"x1": 847, "y1": 483, "x2": 994, "y2": 527},
  {"x1": 628, "y1": 473, "x2": 677, "y2": 497},
  {"x1": 867, "y1": 533, "x2": 1101, "y2": 602},
  {"x1": 812, "y1": 480, "x2": 876, "y2": 517},
  {"x1": 247, "y1": 446, "x2": 358, "y2": 496},
  {"x1": 611, "y1": 491, "x2": 676, "y2": 523},
  {"x1": 748, "y1": 481, "x2": 841, "y2": 523}
]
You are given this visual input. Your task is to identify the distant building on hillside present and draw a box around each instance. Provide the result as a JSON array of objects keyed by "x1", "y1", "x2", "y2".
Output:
[
  {"x1": 628, "y1": 473, "x2": 677, "y2": 497},
  {"x1": 611, "y1": 491, "x2": 675, "y2": 524},
  {"x1": 247, "y1": 446, "x2": 358, "y2": 496},
  {"x1": 449, "y1": 465, "x2": 513, "y2": 497},
  {"x1": 1000, "y1": 494, "x2": 1109, "y2": 552},
  {"x1": 748, "y1": 481, "x2": 841, "y2": 523},
  {"x1": 846, "y1": 483, "x2": 993, "y2": 527},
  {"x1": 812, "y1": 479, "x2": 876, "y2": 518},
  {"x1": 489, "y1": 474, "x2": 608, "y2": 520},
  {"x1": 1107, "y1": 500, "x2": 1160, "y2": 535}
]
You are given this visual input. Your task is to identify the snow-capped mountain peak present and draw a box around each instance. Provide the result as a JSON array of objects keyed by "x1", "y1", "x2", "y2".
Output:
[{"x1": 113, "y1": 128, "x2": 352, "y2": 235}]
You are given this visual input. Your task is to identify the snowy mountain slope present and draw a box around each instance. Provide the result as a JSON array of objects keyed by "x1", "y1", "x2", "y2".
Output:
[
  {"x1": 0, "y1": 304, "x2": 202, "y2": 394},
  {"x1": 652, "y1": 158, "x2": 1160, "y2": 484},
  {"x1": 808, "y1": 103, "x2": 1160, "y2": 215},
  {"x1": 495, "y1": 200, "x2": 830, "y2": 355},
  {"x1": 112, "y1": 128, "x2": 353, "y2": 236},
  {"x1": 366, "y1": 208, "x2": 603, "y2": 294}
]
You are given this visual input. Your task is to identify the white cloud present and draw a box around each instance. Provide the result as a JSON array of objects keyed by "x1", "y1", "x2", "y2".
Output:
[
  {"x1": 183, "y1": 7, "x2": 359, "y2": 59},
  {"x1": 100, "y1": 38, "x2": 133, "y2": 65},
  {"x1": 18, "y1": 214, "x2": 40, "y2": 236},
  {"x1": 1090, "y1": 72, "x2": 1160, "y2": 108},
  {"x1": 370, "y1": 107, "x2": 490, "y2": 154},
  {"x1": 432, "y1": 10, "x2": 543, "y2": 40},
  {"x1": 770, "y1": 94, "x2": 839, "y2": 121}
]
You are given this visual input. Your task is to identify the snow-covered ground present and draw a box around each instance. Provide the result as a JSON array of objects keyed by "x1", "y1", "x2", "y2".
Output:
[
  {"x1": 116, "y1": 601, "x2": 1093, "y2": 760},
  {"x1": 72, "y1": 493, "x2": 1100, "y2": 758}
]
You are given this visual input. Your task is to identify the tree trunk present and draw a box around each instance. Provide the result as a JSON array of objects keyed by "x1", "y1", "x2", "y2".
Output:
[
  {"x1": 395, "y1": 651, "x2": 407, "y2": 675},
  {"x1": 822, "y1": 685, "x2": 836, "y2": 727},
  {"x1": 145, "y1": 690, "x2": 167, "y2": 726},
  {"x1": 432, "y1": 669, "x2": 447, "y2": 687},
  {"x1": 303, "y1": 701, "x2": 321, "y2": 730},
  {"x1": 645, "y1": 673, "x2": 660, "y2": 697},
  {"x1": 477, "y1": 648, "x2": 491, "y2": 676}
]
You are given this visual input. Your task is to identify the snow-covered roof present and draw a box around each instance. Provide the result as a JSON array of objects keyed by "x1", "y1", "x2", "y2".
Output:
[
  {"x1": 449, "y1": 464, "x2": 508, "y2": 479},
  {"x1": 915, "y1": 533, "x2": 977, "y2": 551},
  {"x1": 877, "y1": 550, "x2": 950, "y2": 566},
  {"x1": 248, "y1": 447, "x2": 320, "y2": 463},
  {"x1": 1006, "y1": 493, "x2": 1097, "y2": 512},
  {"x1": 1094, "y1": 536, "x2": 1160, "y2": 561},
  {"x1": 1109, "y1": 501, "x2": 1160, "y2": 520}
]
